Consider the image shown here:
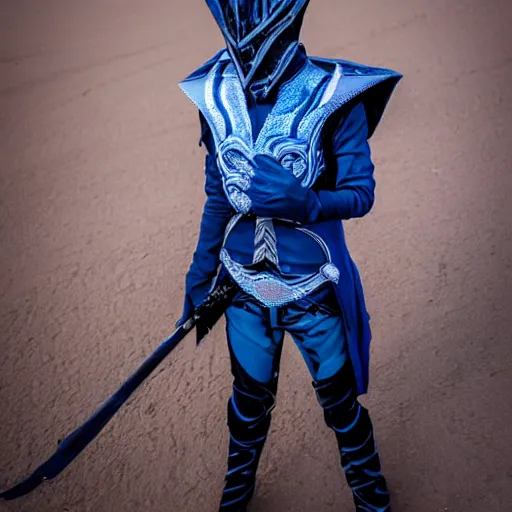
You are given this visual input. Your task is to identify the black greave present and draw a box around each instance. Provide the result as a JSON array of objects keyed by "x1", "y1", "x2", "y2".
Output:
[
  {"x1": 219, "y1": 355, "x2": 277, "y2": 511},
  {"x1": 314, "y1": 364, "x2": 391, "y2": 511}
]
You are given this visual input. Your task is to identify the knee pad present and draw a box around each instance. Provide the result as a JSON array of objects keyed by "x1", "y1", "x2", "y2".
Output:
[
  {"x1": 227, "y1": 351, "x2": 276, "y2": 442},
  {"x1": 313, "y1": 361, "x2": 358, "y2": 413},
  {"x1": 313, "y1": 363, "x2": 376, "y2": 455}
]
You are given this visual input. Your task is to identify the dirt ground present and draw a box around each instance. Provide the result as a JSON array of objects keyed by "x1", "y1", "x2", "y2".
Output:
[{"x1": 1, "y1": 1, "x2": 511, "y2": 511}]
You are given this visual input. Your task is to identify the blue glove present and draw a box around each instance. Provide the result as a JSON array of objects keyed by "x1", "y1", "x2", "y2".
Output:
[{"x1": 247, "y1": 154, "x2": 321, "y2": 224}]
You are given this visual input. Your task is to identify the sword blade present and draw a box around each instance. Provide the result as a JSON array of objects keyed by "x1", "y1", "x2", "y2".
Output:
[{"x1": 0, "y1": 325, "x2": 191, "y2": 500}]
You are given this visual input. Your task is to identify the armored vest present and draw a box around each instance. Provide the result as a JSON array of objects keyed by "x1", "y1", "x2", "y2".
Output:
[{"x1": 180, "y1": 50, "x2": 401, "y2": 306}]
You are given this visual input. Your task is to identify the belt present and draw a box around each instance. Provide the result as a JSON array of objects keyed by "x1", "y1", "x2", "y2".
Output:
[{"x1": 220, "y1": 214, "x2": 340, "y2": 307}]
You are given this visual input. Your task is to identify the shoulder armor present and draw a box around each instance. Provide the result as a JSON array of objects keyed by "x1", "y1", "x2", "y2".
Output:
[{"x1": 309, "y1": 56, "x2": 403, "y2": 138}]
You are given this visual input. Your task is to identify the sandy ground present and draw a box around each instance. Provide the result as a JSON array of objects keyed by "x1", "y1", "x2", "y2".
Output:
[{"x1": 1, "y1": 1, "x2": 511, "y2": 511}]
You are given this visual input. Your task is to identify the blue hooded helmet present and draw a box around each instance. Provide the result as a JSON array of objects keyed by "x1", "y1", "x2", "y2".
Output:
[{"x1": 205, "y1": 0, "x2": 311, "y2": 97}]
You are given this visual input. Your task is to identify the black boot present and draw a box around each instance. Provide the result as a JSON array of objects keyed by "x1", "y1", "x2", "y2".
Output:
[
  {"x1": 314, "y1": 364, "x2": 391, "y2": 511},
  {"x1": 219, "y1": 357, "x2": 277, "y2": 511}
]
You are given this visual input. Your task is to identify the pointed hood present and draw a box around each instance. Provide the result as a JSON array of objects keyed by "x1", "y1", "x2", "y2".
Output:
[{"x1": 205, "y1": 0, "x2": 310, "y2": 98}]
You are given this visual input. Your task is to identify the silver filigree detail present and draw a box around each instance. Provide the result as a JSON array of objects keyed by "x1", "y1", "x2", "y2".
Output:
[
  {"x1": 220, "y1": 249, "x2": 339, "y2": 308},
  {"x1": 204, "y1": 63, "x2": 227, "y2": 144},
  {"x1": 229, "y1": 189, "x2": 252, "y2": 214},
  {"x1": 181, "y1": 51, "x2": 400, "y2": 197},
  {"x1": 320, "y1": 263, "x2": 340, "y2": 284},
  {"x1": 220, "y1": 64, "x2": 253, "y2": 142},
  {"x1": 254, "y1": 62, "x2": 328, "y2": 187},
  {"x1": 253, "y1": 217, "x2": 279, "y2": 266},
  {"x1": 217, "y1": 136, "x2": 256, "y2": 213},
  {"x1": 272, "y1": 138, "x2": 309, "y2": 180}
]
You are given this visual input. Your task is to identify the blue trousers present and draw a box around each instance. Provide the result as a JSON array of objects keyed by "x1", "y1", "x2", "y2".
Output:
[
  {"x1": 225, "y1": 287, "x2": 347, "y2": 384},
  {"x1": 219, "y1": 286, "x2": 391, "y2": 511}
]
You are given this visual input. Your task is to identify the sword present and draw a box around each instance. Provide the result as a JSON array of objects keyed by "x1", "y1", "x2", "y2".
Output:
[{"x1": 0, "y1": 280, "x2": 238, "y2": 501}]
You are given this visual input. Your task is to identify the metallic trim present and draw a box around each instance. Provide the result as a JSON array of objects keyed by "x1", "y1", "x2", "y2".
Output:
[{"x1": 220, "y1": 248, "x2": 339, "y2": 308}]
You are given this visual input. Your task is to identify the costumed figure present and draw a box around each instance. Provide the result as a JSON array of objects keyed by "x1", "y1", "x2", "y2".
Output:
[{"x1": 178, "y1": 1, "x2": 403, "y2": 510}]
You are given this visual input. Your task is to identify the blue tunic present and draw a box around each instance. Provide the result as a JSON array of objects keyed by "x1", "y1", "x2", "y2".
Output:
[{"x1": 179, "y1": 49, "x2": 402, "y2": 395}]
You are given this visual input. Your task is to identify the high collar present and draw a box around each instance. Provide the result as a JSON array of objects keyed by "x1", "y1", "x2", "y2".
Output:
[{"x1": 246, "y1": 43, "x2": 308, "y2": 105}]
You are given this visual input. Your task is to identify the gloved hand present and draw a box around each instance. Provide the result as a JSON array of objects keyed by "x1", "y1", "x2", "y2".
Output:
[{"x1": 247, "y1": 154, "x2": 322, "y2": 224}]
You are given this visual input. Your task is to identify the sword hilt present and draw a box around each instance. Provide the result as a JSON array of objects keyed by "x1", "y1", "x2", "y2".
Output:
[{"x1": 192, "y1": 279, "x2": 239, "y2": 343}]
